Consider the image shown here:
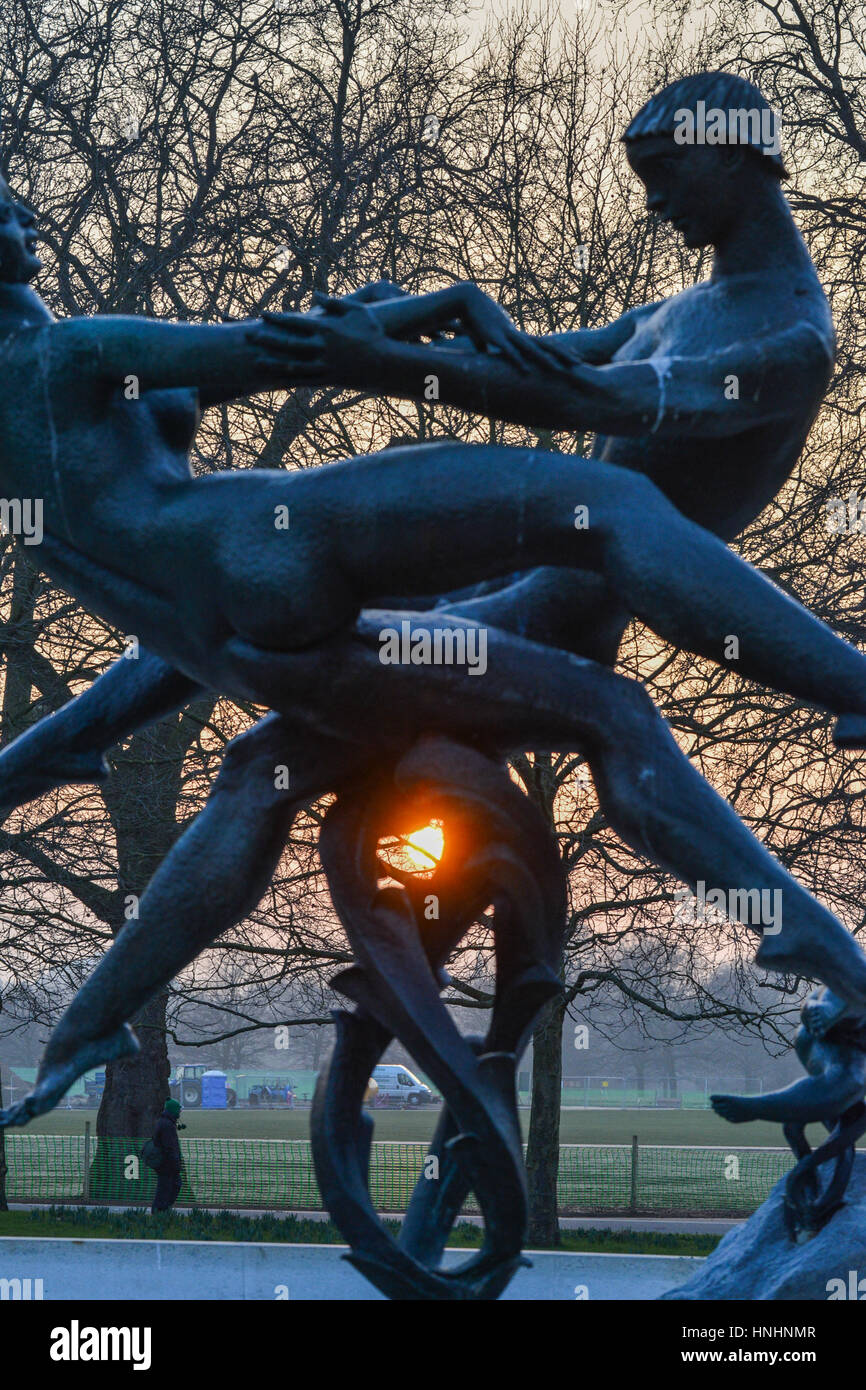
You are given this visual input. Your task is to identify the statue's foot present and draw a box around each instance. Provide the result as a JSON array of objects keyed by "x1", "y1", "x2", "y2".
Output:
[
  {"x1": 833, "y1": 714, "x2": 866, "y2": 750},
  {"x1": 0, "y1": 1023, "x2": 138, "y2": 1128},
  {"x1": 0, "y1": 745, "x2": 109, "y2": 824},
  {"x1": 710, "y1": 1094, "x2": 756, "y2": 1123},
  {"x1": 756, "y1": 921, "x2": 866, "y2": 1022}
]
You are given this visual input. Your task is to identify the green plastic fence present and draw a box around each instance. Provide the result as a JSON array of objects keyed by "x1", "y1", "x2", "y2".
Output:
[
  {"x1": 2, "y1": 1135, "x2": 796, "y2": 1216},
  {"x1": 516, "y1": 1088, "x2": 716, "y2": 1108}
]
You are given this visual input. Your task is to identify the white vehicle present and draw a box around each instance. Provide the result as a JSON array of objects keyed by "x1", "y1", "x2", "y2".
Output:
[{"x1": 371, "y1": 1064, "x2": 435, "y2": 1107}]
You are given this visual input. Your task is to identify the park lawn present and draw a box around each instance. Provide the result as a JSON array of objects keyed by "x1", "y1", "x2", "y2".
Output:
[
  {"x1": 0, "y1": 1205, "x2": 721, "y2": 1256},
  {"x1": 23, "y1": 1105, "x2": 836, "y2": 1149}
]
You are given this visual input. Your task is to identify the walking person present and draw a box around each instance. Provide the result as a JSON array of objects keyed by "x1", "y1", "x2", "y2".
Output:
[{"x1": 150, "y1": 1098, "x2": 184, "y2": 1214}]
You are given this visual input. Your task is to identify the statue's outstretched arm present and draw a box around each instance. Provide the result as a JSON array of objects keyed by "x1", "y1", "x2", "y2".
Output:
[
  {"x1": 712, "y1": 1059, "x2": 866, "y2": 1126},
  {"x1": 48, "y1": 314, "x2": 321, "y2": 403},
  {"x1": 243, "y1": 280, "x2": 575, "y2": 401},
  {"x1": 249, "y1": 305, "x2": 833, "y2": 438},
  {"x1": 47, "y1": 282, "x2": 458, "y2": 408},
  {"x1": 326, "y1": 283, "x2": 657, "y2": 367},
  {"x1": 538, "y1": 303, "x2": 662, "y2": 364},
  {"x1": 300, "y1": 281, "x2": 574, "y2": 374}
]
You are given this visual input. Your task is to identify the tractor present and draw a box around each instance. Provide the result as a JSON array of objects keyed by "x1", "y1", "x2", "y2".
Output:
[
  {"x1": 169, "y1": 1063, "x2": 237, "y2": 1108},
  {"x1": 247, "y1": 1079, "x2": 295, "y2": 1107}
]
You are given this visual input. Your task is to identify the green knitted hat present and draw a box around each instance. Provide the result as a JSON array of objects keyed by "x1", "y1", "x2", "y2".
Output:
[{"x1": 164, "y1": 1098, "x2": 182, "y2": 1118}]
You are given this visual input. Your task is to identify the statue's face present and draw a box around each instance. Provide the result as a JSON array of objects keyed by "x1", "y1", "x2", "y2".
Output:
[
  {"x1": 626, "y1": 136, "x2": 745, "y2": 249},
  {"x1": 0, "y1": 185, "x2": 42, "y2": 283}
]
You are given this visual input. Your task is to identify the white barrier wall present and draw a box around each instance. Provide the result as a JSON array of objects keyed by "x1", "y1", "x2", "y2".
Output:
[{"x1": 0, "y1": 1238, "x2": 701, "y2": 1300}]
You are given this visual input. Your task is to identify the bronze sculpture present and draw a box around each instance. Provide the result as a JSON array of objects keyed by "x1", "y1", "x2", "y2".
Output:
[
  {"x1": 712, "y1": 987, "x2": 866, "y2": 1242},
  {"x1": 2, "y1": 70, "x2": 866, "y2": 1296}
]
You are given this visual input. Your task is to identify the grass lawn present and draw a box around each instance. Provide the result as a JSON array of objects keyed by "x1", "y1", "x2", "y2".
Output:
[
  {"x1": 0, "y1": 1204, "x2": 721, "y2": 1256},
  {"x1": 26, "y1": 1104, "x2": 835, "y2": 1149}
]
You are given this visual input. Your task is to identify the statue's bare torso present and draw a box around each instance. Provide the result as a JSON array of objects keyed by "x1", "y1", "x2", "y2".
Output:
[{"x1": 597, "y1": 269, "x2": 833, "y2": 539}]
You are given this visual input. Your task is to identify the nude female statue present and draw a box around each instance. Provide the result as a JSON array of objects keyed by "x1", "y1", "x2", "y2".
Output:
[{"x1": 3, "y1": 72, "x2": 866, "y2": 1125}]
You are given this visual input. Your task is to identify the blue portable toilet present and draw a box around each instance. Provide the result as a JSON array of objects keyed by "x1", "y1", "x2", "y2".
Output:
[{"x1": 201, "y1": 1070, "x2": 227, "y2": 1109}]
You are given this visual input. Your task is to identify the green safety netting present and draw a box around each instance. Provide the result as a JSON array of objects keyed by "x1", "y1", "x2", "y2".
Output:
[{"x1": 2, "y1": 1135, "x2": 797, "y2": 1216}]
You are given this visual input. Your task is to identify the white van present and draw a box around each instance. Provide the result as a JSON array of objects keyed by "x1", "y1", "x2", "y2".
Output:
[{"x1": 371, "y1": 1064, "x2": 434, "y2": 1107}]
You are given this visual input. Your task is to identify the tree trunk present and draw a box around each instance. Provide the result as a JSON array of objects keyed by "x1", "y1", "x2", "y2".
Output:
[
  {"x1": 89, "y1": 991, "x2": 174, "y2": 1204},
  {"x1": 526, "y1": 989, "x2": 566, "y2": 1246},
  {"x1": 91, "y1": 719, "x2": 195, "y2": 1198},
  {"x1": 0, "y1": 551, "x2": 39, "y2": 1215},
  {"x1": 0, "y1": 1063, "x2": 8, "y2": 1211},
  {"x1": 518, "y1": 750, "x2": 566, "y2": 1248},
  {"x1": 0, "y1": 549, "x2": 39, "y2": 736},
  {"x1": 97, "y1": 991, "x2": 170, "y2": 1140}
]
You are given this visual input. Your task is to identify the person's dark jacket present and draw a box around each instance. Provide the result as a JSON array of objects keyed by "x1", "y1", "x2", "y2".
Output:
[{"x1": 153, "y1": 1113, "x2": 182, "y2": 1172}]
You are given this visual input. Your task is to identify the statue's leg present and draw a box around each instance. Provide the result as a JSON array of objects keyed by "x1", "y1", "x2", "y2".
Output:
[
  {"x1": 253, "y1": 441, "x2": 866, "y2": 725},
  {"x1": 437, "y1": 572, "x2": 866, "y2": 1004},
  {"x1": 441, "y1": 567, "x2": 628, "y2": 663},
  {"x1": 579, "y1": 677, "x2": 866, "y2": 1014},
  {"x1": 0, "y1": 713, "x2": 366, "y2": 1126},
  {"x1": 217, "y1": 612, "x2": 866, "y2": 1014},
  {"x1": 0, "y1": 650, "x2": 202, "y2": 821}
]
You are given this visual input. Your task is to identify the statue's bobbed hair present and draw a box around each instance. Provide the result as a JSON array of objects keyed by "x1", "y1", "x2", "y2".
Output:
[{"x1": 623, "y1": 71, "x2": 787, "y2": 178}]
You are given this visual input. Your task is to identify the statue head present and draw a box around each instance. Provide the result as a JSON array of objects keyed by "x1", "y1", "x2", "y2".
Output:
[
  {"x1": 623, "y1": 72, "x2": 787, "y2": 249},
  {"x1": 0, "y1": 174, "x2": 42, "y2": 284}
]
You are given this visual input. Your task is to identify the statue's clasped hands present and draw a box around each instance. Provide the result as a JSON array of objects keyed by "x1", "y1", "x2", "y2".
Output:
[
  {"x1": 245, "y1": 294, "x2": 377, "y2": 382},
  {"x1": 246, "y1": 279, "x2": 578, "y2": 382}
]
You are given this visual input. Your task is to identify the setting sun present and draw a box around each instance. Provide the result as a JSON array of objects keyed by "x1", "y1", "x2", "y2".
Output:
[{"x1": 404, "y1": 822, "x2": 444, "y2": 870}]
